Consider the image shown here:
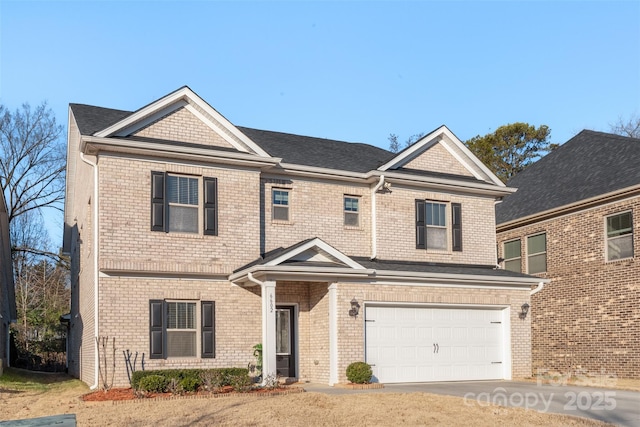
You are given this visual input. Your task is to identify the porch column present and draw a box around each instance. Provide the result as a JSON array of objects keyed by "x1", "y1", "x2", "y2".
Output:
[
  {"x1": 328, "y1": 283, "x2": 338, "y2": 385},
  {"x1": 261, "y1": 280, "x2": 277, "y2": 383}
]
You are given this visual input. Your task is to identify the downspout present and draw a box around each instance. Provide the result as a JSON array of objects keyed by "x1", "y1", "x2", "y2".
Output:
[
  {"x1": 370, "y1": 175, "x2": 385, "y2": 260},
  {"x1": 79, "y1": 152, "x2": 99, "y2": 390},
  {"x1": 247, "y1": 272, "x2": 264, "y2": 287},
  {"x1": 530, "y1": 281, "x2": 545, "y2": 296}
]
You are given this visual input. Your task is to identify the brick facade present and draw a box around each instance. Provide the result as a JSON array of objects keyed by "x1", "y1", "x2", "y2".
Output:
[
  {"x1": 65, "y1": 89, "x2": 537, "y2": 387},
  {"x1": 497, "y1": 196, "x2": 640, "y2": 379}
]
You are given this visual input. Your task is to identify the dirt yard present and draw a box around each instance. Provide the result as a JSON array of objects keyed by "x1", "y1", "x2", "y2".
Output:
[{"x1": 0, "y1": 370, "x2": 619, "y2": 426}]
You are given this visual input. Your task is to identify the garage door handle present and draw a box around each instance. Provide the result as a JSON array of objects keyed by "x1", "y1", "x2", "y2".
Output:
[
  {"x1": 491, "y1": 361, "x2": 502, "y2": 364},
  {"x1": 436, "y1": 343, "x2": 439, "y2": 353},
  {"x1": 433, "y1": 343, "x2": 436, "y2": 353}
]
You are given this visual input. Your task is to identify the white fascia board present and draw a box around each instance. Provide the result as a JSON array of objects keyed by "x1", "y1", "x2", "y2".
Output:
[
  {"x1": 264, "y1": 238, "x2": 366, "y2": 270},
  {"x1": 94, "y1": 87, "x2": 271, "y2": 157},
  {"x1": 377, "y1": 125, "x2": 445, "y2": 171},
  {"x1": 377, "y1": 125, "x2": 505, "y2": 188},
  {"x1": 371, "y1": 269, "x2": 550, "y2": 286},
  {"x1": 228, "y1": 266, "x2": 375, "y2": 284},
  {"x1": 369, "y1": 170, "x2": 516, "y2": 197},
  {"x1": 278, "y1": 163, "x2": 369, "y2": 181},
  {"x1": 439, "y1": 128, "x2": 506, "y2": 187},
  {"x1": 81, "y1": 136, "x2": 281, "y2": 169}
]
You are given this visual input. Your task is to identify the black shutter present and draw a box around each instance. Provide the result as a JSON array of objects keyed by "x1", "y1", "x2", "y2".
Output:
[
  {"x1": 452, "y1": 203, "x2": 462, "y2": 252},
  {"x1": 201, "y1": 301, "x2": 215, "y2": 358},
  {"x1": 151, "y1": 172, "x2": 166, "y2": 232},
  {"x1": 149, "y1": 300, "x2": 165, "y2": 359},
  {"x1": 203, "y1": 177, "x2": 218, "y2": 236},
  {"x1": 416, "y1": 200, "x2": 426, "y2": 249}
]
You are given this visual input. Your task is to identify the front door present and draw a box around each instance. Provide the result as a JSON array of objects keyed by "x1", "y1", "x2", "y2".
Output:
[{"x1": 275, "y1": 306, "x2": 296, "y2": 378}]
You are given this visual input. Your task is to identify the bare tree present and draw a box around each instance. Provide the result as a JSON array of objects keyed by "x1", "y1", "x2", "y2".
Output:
[
  {"x1": 609, "y1": 113, "x2": 640, "y2": 138},
  {"x1": 387, "y1": 132, "x2": 426, "y2": 153},
  {"x1": 0, "y1": 102, "x2": 65, "y2": 225}
]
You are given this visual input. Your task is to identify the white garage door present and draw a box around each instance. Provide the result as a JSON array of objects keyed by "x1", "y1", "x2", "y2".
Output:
[{"x1": 365, "y1": 305, "x2": 506, "y2": 383}]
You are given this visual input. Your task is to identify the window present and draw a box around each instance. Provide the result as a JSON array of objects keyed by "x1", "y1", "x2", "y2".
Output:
[
  {"x1": 151, "y1": 172, "x2": 217, "y2": 235},
  {"x1": 503, "y1": 239, "x2": 521, "y2": 273},
  {"x1": 527, "y1": 233, "x2": 546, "y2": 274},
  {"x1": 272, "y1": 189, "x2": 289, "y2": 221},
  {"x1": 415, "y1": 200, "x2": 462, "y2": 251},
  {"x1": 149, "y1": 300, "x2": 215, "y2": 359},
  {"x1": 344, "y1": 196, "x2": 359, "y2": 226},
  {"x1": 606, "y1": 212, "x2": 633, "y2": 261}
]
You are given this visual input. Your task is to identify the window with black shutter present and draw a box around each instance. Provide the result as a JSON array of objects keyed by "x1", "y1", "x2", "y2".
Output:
[
  {"x1": 452, "y1": 203, "x2": 462, "y2": 252},
  {"x1": 150, "y1": 171, "x2": 218, "y2": 235}
]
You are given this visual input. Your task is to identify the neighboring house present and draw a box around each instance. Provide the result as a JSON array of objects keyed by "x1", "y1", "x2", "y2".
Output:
[
  {"x1": 496, "y1": 130, "x2": 640, "y2": 379},
  {"x1": 0, "y1": 192, "x2": 17, "y2": 371},
  {"x1": 63, "y1": 86, "x2": 545, "y2": 388}
]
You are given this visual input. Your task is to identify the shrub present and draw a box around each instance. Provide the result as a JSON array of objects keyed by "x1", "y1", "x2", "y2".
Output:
[
  {"x1": 180, "y1": 376, "x2": 200, "y2": 392},
  {"x1": 138, "y1": 374, "x2": 168, "y2": 393},
  {"x1": 230, "y1": 373, "x2": 253, "y2": 392},
  {"x1": 131, "y1": 368, "x2": 249, "y2": 392},
  {"x1": 346, "y1": 362, "x2": 372, "y2": 384},
  {"x1": 200, "y1": 370, "x2": 225, "y2": 393}
]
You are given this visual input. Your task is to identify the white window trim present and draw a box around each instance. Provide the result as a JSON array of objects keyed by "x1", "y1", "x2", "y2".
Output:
[
  {"x1": 343, "y1": 195, "x2": 360, "y2": 228},
  {"x1": 166, "y1": 173, "x2": 202, "y2": 235},
  {"x1": 272, "y1": 188, "x2": 291, "y2": 222},
  {"x1": 605, "y1": 210, "x2": 634, "y2": 262},
  {"x1": 525, "y1": 232, "x2": 547, "y2": 274},
  {"x1": 165, "y1": 300, "x2": 201, "y2": 359},
  {"x1": 503, "y1": 238, "x2": 522, "y2": 272},
  {"x1": 425, "y1": 201, "x2": 450, "y2": 252}
]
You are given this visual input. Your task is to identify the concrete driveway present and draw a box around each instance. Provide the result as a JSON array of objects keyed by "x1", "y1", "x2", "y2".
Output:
[{"x1": 303, "y1": 381, "x2": 640, "y2": 427}]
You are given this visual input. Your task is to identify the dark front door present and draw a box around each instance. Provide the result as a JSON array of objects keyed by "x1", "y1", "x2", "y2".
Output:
[{"x1": 275, "y1": 306, "x2": 296, "y2": 378}]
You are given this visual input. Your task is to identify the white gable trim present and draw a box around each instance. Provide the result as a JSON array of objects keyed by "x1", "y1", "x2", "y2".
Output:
[
  {"x1": 264, "y1": 238, "x2": 366, "y2": 270},
  {"x1": 94, "y1": 87, "x2": 271, "y2": 157},
  {"x1": 378, "y1": 125, "x2": 505, "y2": 187}
]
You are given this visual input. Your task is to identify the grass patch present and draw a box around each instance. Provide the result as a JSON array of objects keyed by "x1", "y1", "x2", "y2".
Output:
[{"x1": 0, "y1": 367, "x2": 85, "y2": 393}]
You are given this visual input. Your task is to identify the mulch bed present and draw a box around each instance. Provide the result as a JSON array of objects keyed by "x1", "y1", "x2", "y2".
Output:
[{"x1": 82, "y1": 385, "x2": 304, "y2": 403}]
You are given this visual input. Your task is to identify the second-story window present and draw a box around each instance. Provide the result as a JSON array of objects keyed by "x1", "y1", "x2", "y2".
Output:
[
  {"x1": 606, "y1": 211, "x2": 633, "y2": 261},
  {"x1": 151, "y1": 171, "x2": 218, "y2": 235},
  {"x1": 167, "y1": 175, "x2": 198, "y2": 233},
  {"x1": 272, "y1": 189, "x2": 289, "y2": 221},
  {"x1": 503, "y1": 239, "x2": 521, "y2": 273},
  {"x1": 344, "y1": 196, "x2": 359, "y2": 226},
  {"x1": 527, "y1": 233, "x2": 546, "y2": 274},
  {"x1": 416, "y1": 200, "x2": 462, "y2": 251}
]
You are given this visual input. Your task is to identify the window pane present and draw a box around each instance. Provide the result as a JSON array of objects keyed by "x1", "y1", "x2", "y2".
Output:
[
  {"x1": 426, "y1": 228, "x2": 446, "y2": 250},
  {"x1": 528, "y1": 253, "x2": 546, "y2": 274},
  {"x1": 608, "y1": 235, "x2": 633, "y2": 260},
  {"x1": 167, "y1": 176, "x2": 198, "y2": 205},
  {"x1": 273, "y1": 190, "x2": 289, "y2": 206},
  {"x1": 273, "y1": 206, "x2": 289, "y2": 221},
  {"x1": 528, "y1": 234, "x2": 546, "y2": 254},
  {"x1": 169, "y1": 206, "x2": 198, "y2": 233},
  {"x1": 167, "y1": 331, "x2": 196, "y2": 358},
  {"x1": 607, "y1": 212, "x2": 632, "y2": 237},
  {"x1": 504, "y1": 240, "x2": 521, "y2": 259},
  {"x1": 344, "y1": 197, "x2": 359, "y2": 212},
  {"x1": 426, "y1": 203, "x2": 446, "y2": 226},
  {"x1": 426, "y1": 203, "x2": 433, "y2": 225},
  {"x1": 276, "y1": 310, "x2": 290, "y2": 354},
  {"x1": 344, "y1": 212, "x2": 359, "y2": 226},
  {"x1": 505, "y1": 259, "x2": 521, "y2": 273}
]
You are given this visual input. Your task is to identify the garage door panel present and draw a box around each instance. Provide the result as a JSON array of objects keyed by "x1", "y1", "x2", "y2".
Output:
[{"x1": 366, "y1": 306, "x2": 506, "y2": 383}]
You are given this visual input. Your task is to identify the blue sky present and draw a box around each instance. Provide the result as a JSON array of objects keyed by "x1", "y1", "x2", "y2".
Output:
[{"x1": 1, "y1": 0, "x2": 639, "y2": 247}]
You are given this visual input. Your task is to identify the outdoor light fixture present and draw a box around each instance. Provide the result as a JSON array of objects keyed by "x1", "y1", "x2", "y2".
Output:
[
  {"x1": 349, "y1": 298, "x2": 360, "y2": 317},
  {"x1": 519, "y1": 302, "x2": 530, "y2": 319}
]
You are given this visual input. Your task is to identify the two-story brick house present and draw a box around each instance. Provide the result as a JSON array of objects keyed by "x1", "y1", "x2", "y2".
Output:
[
  {"x1": 64, "y1": 86, "x2": 545, "y2": 388},
  {"x1": 496, "y1": 130, "x2": 640, "y2": 379}
]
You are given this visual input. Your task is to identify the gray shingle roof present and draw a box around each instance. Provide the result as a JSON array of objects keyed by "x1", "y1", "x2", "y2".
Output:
[
  {"x1": 496, "y1": 130, "x2": 640, "y2": 224},
  {"x1": 69, "y1": 104, "x2": 131, "y2": 135},
  {"x1": 237, "y1": 127, "x2": 394, "y2": 173}
]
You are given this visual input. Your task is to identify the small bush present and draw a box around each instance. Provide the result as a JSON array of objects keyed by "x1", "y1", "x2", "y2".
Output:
[
  {"x1": 346, "y1": 362, "x2": 372, "y2": 384},
  {"x1": 230, "y1": 373, "x2": 253, "y2": 392},
  {"x1": 180, "y1": 376, "x2": 200, "y2": 392},
  {"x1": 200, "y1": 370, "x2": 225, "y2": 393},
  {"x1": 138, "y1": 374, "x2": 168, "y2": 393},
  {"x1": 131, "y1": 368, "x2": 249, "y2": 392}
]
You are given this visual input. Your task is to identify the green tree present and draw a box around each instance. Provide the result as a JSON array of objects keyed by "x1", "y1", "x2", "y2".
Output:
[{"x1": 465, "y1": 123, "x2": 551, "y2": 182}]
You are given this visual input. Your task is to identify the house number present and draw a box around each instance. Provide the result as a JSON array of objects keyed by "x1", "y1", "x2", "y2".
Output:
[{"x1": 270, "y1": 293, "x2": 274, "y2": 313}]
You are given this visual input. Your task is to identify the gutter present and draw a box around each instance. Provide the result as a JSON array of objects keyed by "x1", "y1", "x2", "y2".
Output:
[
  {"x1": 530, "y1": 282, "x2": 545, "y2": 296},
  {"x1": 371, "y1": 175, "x2": 385, "y2": 259},
  {"x1": 79, "y1": 152, "x2": 99, "y2": 390}
]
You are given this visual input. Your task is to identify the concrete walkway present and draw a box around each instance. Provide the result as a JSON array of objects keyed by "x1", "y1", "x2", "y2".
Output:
[{"x1": 302, "y1": 381, "x2": 640, "y2": 427}]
